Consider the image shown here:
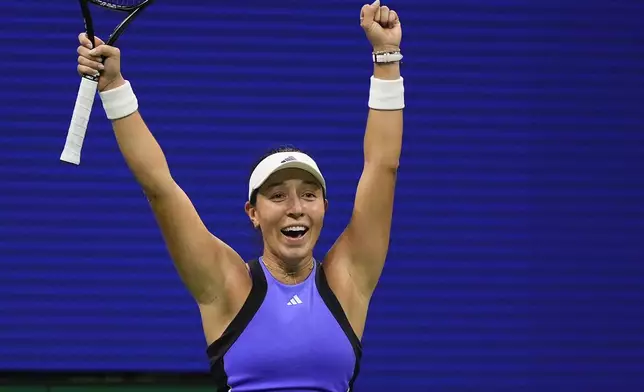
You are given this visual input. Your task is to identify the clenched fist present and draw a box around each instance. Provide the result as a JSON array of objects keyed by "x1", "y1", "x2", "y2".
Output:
[
  {"x1": 76, "y1": 33, "x2": 125, "y2": 92},
  {"x1": 360, "y1": 0, "x2": 402, "y2": 53}
]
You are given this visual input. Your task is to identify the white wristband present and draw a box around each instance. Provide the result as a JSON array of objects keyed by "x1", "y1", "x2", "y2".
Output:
[
  {"x1": 99, "y1": 80, "x2": 139, "y2": 120},
  {"x1": 368, "y1": 76, "x2": 405, "y2": 110}
]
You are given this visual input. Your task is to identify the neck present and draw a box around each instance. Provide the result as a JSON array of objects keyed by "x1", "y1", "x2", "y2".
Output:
[{"x1": 261, "y1": 252, "x2": 315, "y2": 285}]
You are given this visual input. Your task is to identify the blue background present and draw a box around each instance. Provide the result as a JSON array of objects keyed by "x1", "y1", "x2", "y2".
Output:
[{"x1": 1, "y1": 0, "x2": 644, "y2": 390}]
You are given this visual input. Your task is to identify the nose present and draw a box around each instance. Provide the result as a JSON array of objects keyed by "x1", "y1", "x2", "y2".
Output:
[{"x1": 286, "y1": 193, "x2": 304, "y2": 218}]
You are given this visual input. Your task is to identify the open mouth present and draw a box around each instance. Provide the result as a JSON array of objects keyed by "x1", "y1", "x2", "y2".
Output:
[{"x1": 280, "y1": 225, "x2": 309, "y2": 240}]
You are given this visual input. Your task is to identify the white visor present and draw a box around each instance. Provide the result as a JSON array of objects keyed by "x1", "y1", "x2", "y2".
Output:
[{"x1": 248, "y1": 151, "x2": 326, "y2": 200}]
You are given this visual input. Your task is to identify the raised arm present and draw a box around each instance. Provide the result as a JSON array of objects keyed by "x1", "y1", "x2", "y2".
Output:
[
  {"x1": 327, "y1": 2, "x2": 403, "y2": 297},
  {"x1": 77, "y1": 34, "x2": 248, "y2": 305}
]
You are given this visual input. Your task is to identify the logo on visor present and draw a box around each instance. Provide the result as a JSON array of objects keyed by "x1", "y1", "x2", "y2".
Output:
[{"x1": 281, "y1": 156, "x2": 297, "y2": 163}]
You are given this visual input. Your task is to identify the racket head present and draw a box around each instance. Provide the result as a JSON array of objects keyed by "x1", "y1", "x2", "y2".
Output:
[
  {"x1": 80, "y1": 0, "x2": 154, "y2": 45},
  {"x1": 88, "y1": 0, "x2": 150, "y2": 12}
]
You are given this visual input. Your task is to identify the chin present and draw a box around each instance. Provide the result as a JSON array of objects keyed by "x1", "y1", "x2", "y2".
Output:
[
  {"x1": 277, "y1": 245, "x2": 312, "y2": 262},
  {"x1": 274, "y1": 232, "x2": 316, "y2": 262}
]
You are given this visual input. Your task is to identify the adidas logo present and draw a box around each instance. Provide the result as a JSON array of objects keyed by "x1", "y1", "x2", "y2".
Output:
[
  {"x1": 281, "y1": 156, "x2": 297, "y2": 163},
  {"x1": 287, "y1": 294, "x2": 303, "y2": 306}
]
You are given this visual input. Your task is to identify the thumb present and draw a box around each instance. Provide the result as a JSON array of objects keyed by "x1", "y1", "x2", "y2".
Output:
[
  {"x1": 89, "y1": 44, "x2": 119, "y2": 59},
  {"x1": 360, "y1": 0, "x2": 380, "y2": 23}
]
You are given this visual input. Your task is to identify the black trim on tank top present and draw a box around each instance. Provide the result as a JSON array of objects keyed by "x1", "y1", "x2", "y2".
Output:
[
  {"x1": 315, "y1": 262, "x2": 363, "y2": 392},
  {"x1": 206, "y1": 259, "x2": 267, "y2": 390}
]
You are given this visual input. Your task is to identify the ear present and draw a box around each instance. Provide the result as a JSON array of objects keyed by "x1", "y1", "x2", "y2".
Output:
[
  {"x1": 245, "y1": 201, "x2": 260, "y2": 229},
  {"x1": 324, "y1": 198, "x2": 329, "y2": 212}
]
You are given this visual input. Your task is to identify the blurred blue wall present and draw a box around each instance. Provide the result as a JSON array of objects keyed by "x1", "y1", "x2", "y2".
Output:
[{"x1": 1, "y1": 1, "x2": 643, "y2": 390}]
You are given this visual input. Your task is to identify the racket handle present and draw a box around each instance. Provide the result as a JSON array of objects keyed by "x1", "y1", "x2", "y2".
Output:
[{"x1": 60, "y1": 76, "x2": 98, "y2": 165}]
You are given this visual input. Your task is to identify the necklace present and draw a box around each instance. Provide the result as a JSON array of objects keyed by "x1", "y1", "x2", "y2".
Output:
[{"x1": 261, "y1": 258, "x2": 315, "y2": 285}]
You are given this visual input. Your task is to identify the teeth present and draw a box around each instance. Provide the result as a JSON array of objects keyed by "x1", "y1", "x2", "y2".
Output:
[{"x1": 283, "y1": 226, "x2": 307, "y2": 232}]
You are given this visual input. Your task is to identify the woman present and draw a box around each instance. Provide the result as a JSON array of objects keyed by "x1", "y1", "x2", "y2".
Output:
[{"x1": 76, "y1": 1, "x2": 404, "y2": 390}]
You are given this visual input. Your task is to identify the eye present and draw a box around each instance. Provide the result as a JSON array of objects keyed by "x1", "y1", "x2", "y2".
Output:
[
  {"x1": 270, "y1": 192, "x2": 286, "y2": 201},
  {"x1": 302, "y1": 191, "x2": 317, "y2": 200}
]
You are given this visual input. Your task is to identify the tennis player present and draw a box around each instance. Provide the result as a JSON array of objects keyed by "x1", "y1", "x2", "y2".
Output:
[{"x1": 76, "y1": 1, "x2": 404, "y2": 390}]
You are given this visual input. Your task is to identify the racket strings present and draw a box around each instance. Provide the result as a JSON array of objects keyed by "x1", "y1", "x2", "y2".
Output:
[{"x1": 90, "y1": 0, "x2": 147, "y2": 8}]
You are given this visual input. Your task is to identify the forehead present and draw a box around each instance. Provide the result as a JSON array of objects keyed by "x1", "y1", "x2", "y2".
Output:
[{"x1": 260, "y1": 168, "x2": 321, "y2": 190}]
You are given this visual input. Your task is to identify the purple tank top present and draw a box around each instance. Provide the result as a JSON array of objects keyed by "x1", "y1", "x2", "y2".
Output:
[{"x1": 207, "y1": 258, "x2": 362, "y2": 392}]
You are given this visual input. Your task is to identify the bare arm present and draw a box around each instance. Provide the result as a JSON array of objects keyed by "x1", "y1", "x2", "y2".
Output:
[
  {"x1": 327, "y1": 3, "x2": 404, "y2": 298},
  {"x1": 329, "y1": 62, "x2": 403, "y2": 296},
  {"x1": 79, "y1": 35, "x2": 247, "y2": 305},
  {"x1": 112, "y1": 106, "x2": 246, "y2": 305}
]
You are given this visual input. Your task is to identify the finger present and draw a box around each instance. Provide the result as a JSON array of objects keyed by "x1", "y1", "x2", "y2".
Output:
[
  {"x1": 78, "y1": 64, "x2": 100, "y2": 78},
  {"x1": 77, "y1": 32, "x2": 105, "y2": 49},
  {"x1": 89, "y1": 45, "x2": 120, "y2": 59},
  {"x1": 379, "y1": 6, "x2": 390, "y2": 26},
  {"x1": 77, "y1": 45, "x2": 103, "y2": 63},
  {"x1": 78, "y1": 32, "x2": 92, "y2": 48},
  {"x1": 360, "y1": 0, "x2": 380, "y2": 23},
  {"x1": 78, "y1": 55, "x2": 105, "y2": 72},
  {"x1": 388, "y1": 10, "x2": 399, "y2": 28}
]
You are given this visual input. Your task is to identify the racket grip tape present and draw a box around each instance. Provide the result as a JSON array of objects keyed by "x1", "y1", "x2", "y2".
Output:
[{"x1": 60, "y1": 77, "x2": 98, "y2": 165}]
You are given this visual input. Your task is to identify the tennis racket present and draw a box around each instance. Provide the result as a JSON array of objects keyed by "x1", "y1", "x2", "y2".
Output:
[{"x1": 60, "y1": 0, "x2": 154, "y2": 165}]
